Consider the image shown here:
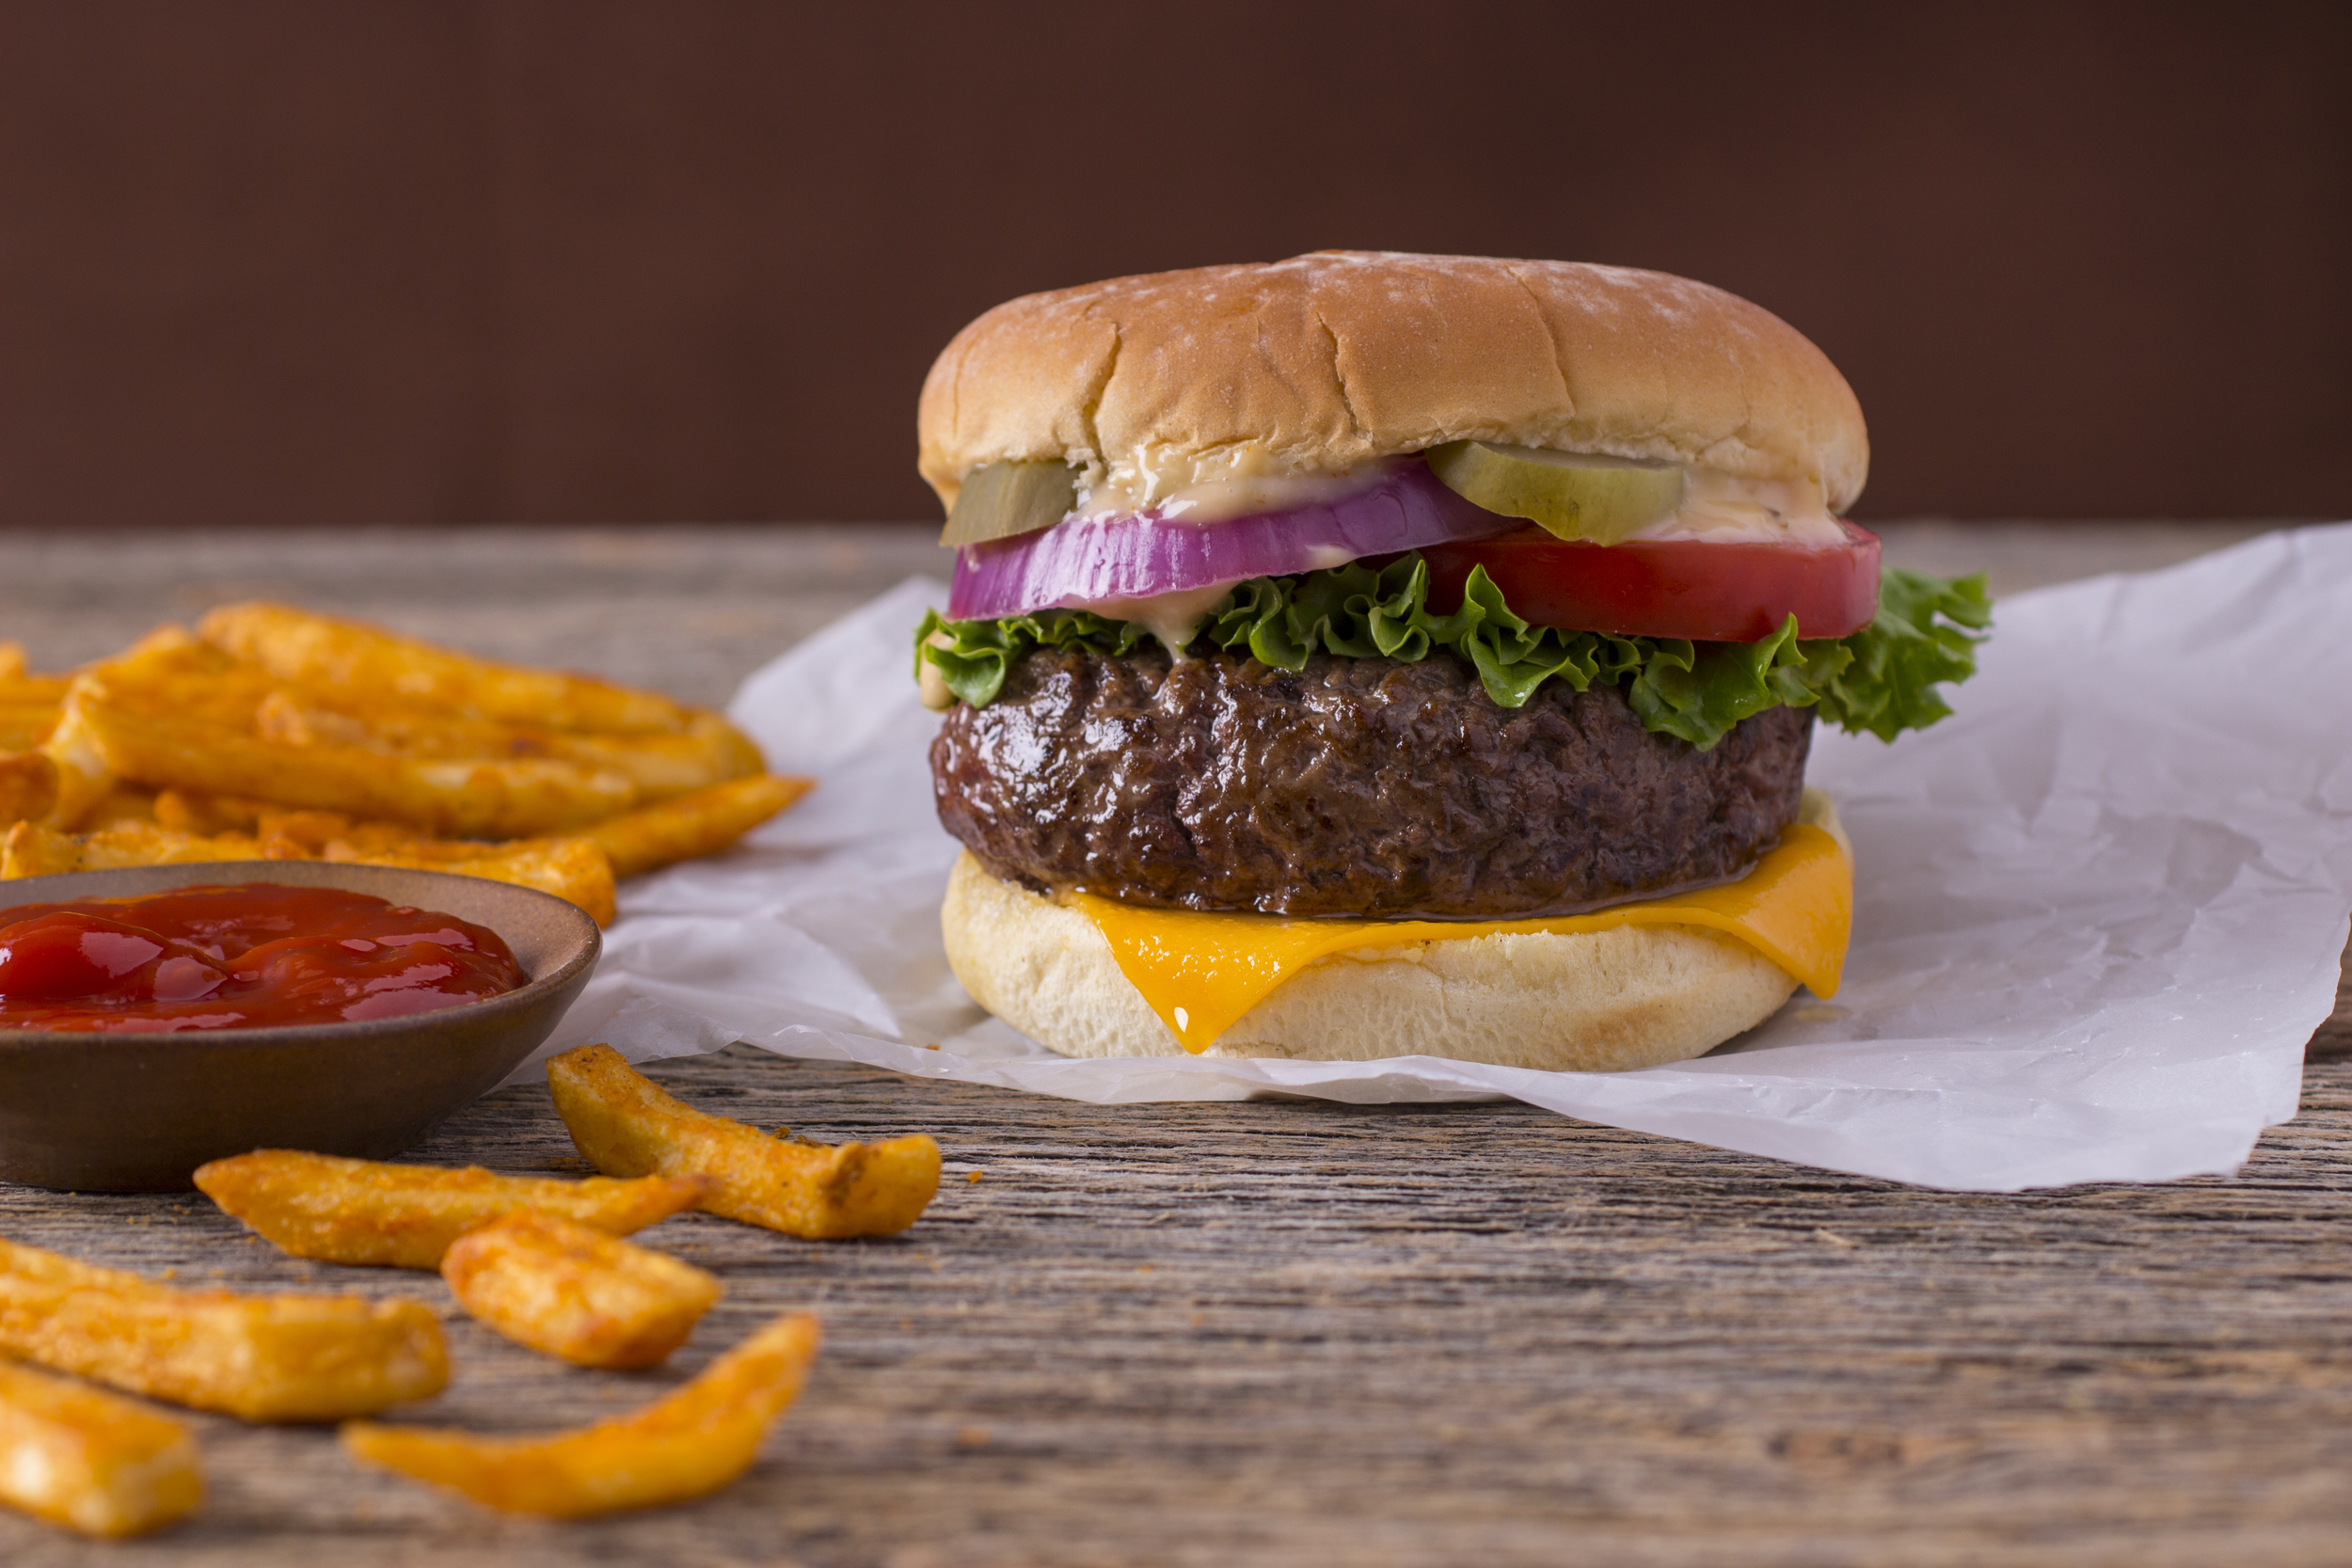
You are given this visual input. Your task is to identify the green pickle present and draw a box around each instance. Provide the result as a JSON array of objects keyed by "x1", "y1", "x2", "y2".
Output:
[
  {"x1": 940, "y1": 460, "x2": 1079, "y2": 546},
  {"x1": 1425, "y1": 441, "x2": 1682, "y2": 545}
]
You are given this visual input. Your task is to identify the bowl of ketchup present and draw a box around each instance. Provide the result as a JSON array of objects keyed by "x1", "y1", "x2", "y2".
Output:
[{"x1": 0, "y1": 862, "x2": 600, "y2": 1191}]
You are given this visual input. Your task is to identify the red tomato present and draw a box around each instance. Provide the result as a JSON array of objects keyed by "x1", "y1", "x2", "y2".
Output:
[{"x1": 1421, "y1": 520, "x2": 1883, "y2": 642}]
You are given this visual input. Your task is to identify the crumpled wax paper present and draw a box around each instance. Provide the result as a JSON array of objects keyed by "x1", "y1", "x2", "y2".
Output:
[{"x1": 529, "y1": 524, "x2": 2352, "y2": 1192}]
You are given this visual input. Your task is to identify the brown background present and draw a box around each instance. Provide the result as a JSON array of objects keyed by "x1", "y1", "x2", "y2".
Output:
[{"x1": 0, "y1": 1, "x2": 2344, "y2": 530}]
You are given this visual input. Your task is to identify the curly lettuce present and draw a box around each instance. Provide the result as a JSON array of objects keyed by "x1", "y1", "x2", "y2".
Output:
[{"x1": 915, "y1": 555, "x2": 1990, "y2": 751}]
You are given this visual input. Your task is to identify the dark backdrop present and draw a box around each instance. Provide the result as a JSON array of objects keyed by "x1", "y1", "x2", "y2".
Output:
[{"x1": 0, "y1": 1, "x2": 2344, "y2": 528}]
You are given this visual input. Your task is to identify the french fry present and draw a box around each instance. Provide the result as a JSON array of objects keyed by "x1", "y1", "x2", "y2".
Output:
[
  {"x1": 72, "y1": 632, "x2": 281, "y2": 729},
  {"x1": 35, "y1": 689, "x2": 115, "y2": 829},
  {"x1": 0, "y1": 675, "x2": 70, "y2": 705},
  {"x1": 255, "y1": 690, "x2": 764, "y2": 800},
  {"x1": 441, "y1": 1210, "x2": 723, "y2": 1370},
  {"x1": 0, "y1": 1235, "x2": 446, "y2": 1422},
  {"x1": 583, "y1": 774, "x2": 814, "y2": 879},
  {"x1": 0, "y1": 815, "x2": 618, "y2": 925},
  {"x1": 0, "y1": 1361, "x2": 202, "y2": 1538},
  {"x1": 68, "y1": 684, "x2": 638, "y2": 838},
  {"x1": 321, "y1": 835, "x2": 618, "y2": 926},
  {"x1": 0, "y1": 704, "x2": 59, "y2": 752},
  {"x1": 164, "y1": 797, "x2": 478, "y2": 859},
  {"x1": 0, "y1": 641, "x2": 22, "y2": 680},
  {"x1": 342, "y1": 1310, "x2": 820, "y2": 1517},
  {"x1": 195, "y1": 1149, "x2": 715, "y2": 1270},
  {"x1": 0, "y1": 819, "x2": 260, "y2": 879},
  {"x1": 152, "y1": 788, "x2": 271, "y2": 836},
  {"x1": 0, "y1": 751, "x2": 58, "y2": 827},
  {"x1": 200, "y1": 601, "x2": 698, "y2": 736},
  {"x1": 548, "y1": 1044, "x2": 941, "y2": 1240},
  {"x1": 81, "y1": 784, "x2": 159, "y2": 829}
]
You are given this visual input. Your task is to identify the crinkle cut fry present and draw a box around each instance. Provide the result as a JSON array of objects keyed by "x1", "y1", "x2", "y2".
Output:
[
  {"x1": 548, "y1": 1044, "x2": 941, "y2": 1240},
  {"x1": 441, "y1": 1210, "x2": 723, "y2": 1370},
  {"x1": 0, "y1": 1235, "x2": 447, "y2": 1423},
  {"x1": 0, "y1": 1360, "x2": 202, "y2": 1538},
  {"x1": 195, "y1": 1149, "x2": 715, "y2": 1270},
  {"x1": 342, "y1": 1310, "x2": 820, "y2": 1517}
]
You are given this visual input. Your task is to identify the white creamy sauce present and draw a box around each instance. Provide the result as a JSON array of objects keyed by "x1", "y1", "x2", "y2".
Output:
[
  {"x1": 1073, "y1": 446, "x2": 1402, "y2": 525},
  {"x1": 1061, "y1": 582, "x2": 1237, "y2": 655},
  {"x1": 1628, "y1": 468, "x2": 1847, "y2": 546}
]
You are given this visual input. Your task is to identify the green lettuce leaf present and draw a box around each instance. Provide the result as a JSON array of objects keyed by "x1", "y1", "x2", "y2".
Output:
[
  {"x1": 915, "y1": 558, "x2": 1990, "y2": 749},
  {"x1": 914, "y1": 606, "x2": 1148, "y2": 707}
]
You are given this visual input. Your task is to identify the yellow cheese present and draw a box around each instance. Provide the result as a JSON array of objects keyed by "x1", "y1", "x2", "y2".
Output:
[{"x1": 1071, "y1": 824, "x2": 1852, "y2": 1053}]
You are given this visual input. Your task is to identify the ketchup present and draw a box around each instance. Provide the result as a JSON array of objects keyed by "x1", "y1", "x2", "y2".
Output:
[{"x1": 0, "y1": 883, "x2": 527, "y2": 1033}]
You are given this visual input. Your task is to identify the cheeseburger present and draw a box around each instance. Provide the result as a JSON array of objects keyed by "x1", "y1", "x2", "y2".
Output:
[{"x1": 913, "y1": 252, "x2": 1986, "y2": 1071}]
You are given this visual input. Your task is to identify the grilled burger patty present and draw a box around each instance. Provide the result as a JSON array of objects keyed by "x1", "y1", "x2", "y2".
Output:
[{"x1": 930, "y1": 645, "x2": 1814, "y2": 919}]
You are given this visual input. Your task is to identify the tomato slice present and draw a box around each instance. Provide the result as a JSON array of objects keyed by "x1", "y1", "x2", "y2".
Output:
[{"x1": 1421, "y1": 520, "x2": 1883, "y2": 641}]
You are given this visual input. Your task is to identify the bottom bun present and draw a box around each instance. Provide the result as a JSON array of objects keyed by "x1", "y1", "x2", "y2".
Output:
[{"x1": 941, "y1": 793, "x2": 1842, "y2": 1071}]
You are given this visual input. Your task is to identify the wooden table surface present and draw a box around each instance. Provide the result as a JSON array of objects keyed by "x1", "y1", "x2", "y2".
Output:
[{"x1": 2, "y1": 519, "x2": 2347, "y2": 1568}]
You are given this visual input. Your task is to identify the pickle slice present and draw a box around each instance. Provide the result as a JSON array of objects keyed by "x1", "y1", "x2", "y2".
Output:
[
  {"x1": 1424, "y1": 441, "x2": 1682, "y2": 545},
  {"x1": 940, "y1": 461, "x2": 1078, "y2": 546}
]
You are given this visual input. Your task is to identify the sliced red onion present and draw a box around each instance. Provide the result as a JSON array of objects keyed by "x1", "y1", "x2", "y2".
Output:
[{"x1": 946, "y1": 461, "x2": 1518, "y2": 622}]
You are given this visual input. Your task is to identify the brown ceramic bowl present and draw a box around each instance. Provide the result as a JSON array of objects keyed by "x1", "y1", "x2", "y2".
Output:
[{"x1": 0, "y1": 861, "x2": 600, "y2": 1192}]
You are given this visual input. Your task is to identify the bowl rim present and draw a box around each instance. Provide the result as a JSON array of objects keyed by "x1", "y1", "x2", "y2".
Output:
[{"x1": 0, "y1": 860, "x2": 601, "y2": 1050}]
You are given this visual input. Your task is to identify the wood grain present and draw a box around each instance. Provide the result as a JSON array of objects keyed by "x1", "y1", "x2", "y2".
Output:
[
  {"x1": 3, "y1": 1039, "x2": 2352, "y2": 1567},
  {"x1": 1, "y1": 520, "x2": 2345, "y2": 1564}
]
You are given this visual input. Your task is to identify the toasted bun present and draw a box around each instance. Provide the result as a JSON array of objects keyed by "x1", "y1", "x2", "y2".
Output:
[
  {"x1": 942, "y1": 852, "x2": 1803, "y2": 1072},
  {"x1": 918, "y1": 252, "x2": 1867, "y2": 515}
]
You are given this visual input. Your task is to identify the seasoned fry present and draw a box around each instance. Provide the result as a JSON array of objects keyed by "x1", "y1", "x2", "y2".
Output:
[
  {"x1": 0, "y1": 677, "x2": 70, "y2": 707},
  {"x1": 152, "y1": 788, "x2": 271, "y2": 836},
  {"x1": 548, "y1": 1044, "x2": 940, "y2": 1240},
  {"x1": 441, "y1": 1210, "x2": 723, "y2": 1370},
  {"x1": 0, "y1": 648, "x2": 69, "y2": 756},
  {"x1": 342, "y1": 1310, "x2": 820, "y2": 1517},
  {"x1": 0, "y1": 751, "x2": 58, "y2": 827},
  {"x1": 80, "y1": 784, "x2": 159, "y2": 829},
  {"x1": 583, "y1": 774, "x2": 814, "y2": 879},
  {"x1": 35, "y1": 689, "x2": 115, "y2": 829},
  {"x1": 201, "y1": 601, "x2": 698, "y2": 736},
  {"x1": 0, "y1": 1235, "x2": 446, "y2": 1422},
  {"x1": 72, "y1": 633, "x2": 281, "y2": 729},
  {"x1": 12, "y1": 613, "x2": 808, "y2": 896},
  {"x1": 195, "y1": 1149, "x2": 714, "y2": 1270},
  {"x1": 0, "y1": 1360, "x2": 202, "y2": 1538},
  {"x1": 0, "y1": 704, "x2": 59, "y2": 753},
  {"x1": 320, "y1": 834, "x2": 619, "y2": 926},
  {"x1": 255, "y1": 690, "x2": 763, "y2": 800},
  {"x1": 1, "y1": 815, "x2": 617, "y2": 923},
  {"x1": 68, "y1": 685, "x2": 638, "y2": 838},
  {"x1": 0, "y1": 819, "x2": 259, "y2": 879}
]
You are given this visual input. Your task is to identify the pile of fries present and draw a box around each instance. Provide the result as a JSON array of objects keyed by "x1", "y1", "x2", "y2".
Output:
[
  {"x1": 0, "y1": 1045, "x2": 942, "y2": 1537},
  {"x1": 0, "y1": 604, "x2": 813, "y2": 924}
]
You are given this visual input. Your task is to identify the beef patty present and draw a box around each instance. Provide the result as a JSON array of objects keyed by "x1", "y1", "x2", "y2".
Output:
[{"x1": 930, "y1": 644, "x2": 1814, "y2": 919}]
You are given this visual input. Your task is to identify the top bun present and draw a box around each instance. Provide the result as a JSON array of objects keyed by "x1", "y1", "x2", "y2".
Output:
[{"x1": 917, "y1": 252, "x2": 1868, "y2": 515}]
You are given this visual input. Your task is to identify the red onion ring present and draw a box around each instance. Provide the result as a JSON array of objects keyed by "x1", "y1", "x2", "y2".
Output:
[{"x1": 946, "y1": 461, "x2": 1518, "y2": 621}]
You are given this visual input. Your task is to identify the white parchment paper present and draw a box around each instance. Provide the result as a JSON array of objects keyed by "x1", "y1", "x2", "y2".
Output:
[{"x1": 530, "y1": 524, "x2": 2352, "y2": 1192}]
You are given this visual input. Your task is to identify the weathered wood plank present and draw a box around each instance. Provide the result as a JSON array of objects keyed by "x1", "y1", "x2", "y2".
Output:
[{"x1": 4, "y1": 1045, "x2": 2352, "y2": 1566}]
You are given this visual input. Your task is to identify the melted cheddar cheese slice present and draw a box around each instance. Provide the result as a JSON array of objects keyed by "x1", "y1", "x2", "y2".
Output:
[{"x1": 1070, "y1": 822, "x2": 1851, "y2": 1054}]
